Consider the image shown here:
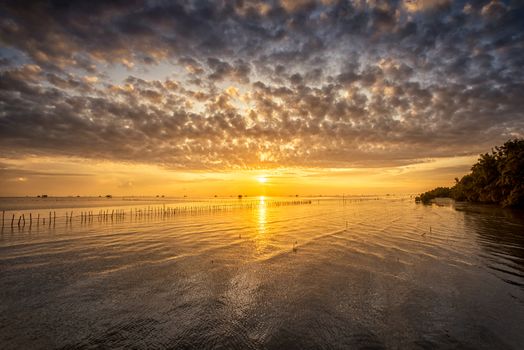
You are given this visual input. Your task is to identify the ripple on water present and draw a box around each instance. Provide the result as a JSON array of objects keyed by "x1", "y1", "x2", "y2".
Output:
[{"x1": 0, "y1": 198, "x2": 523, "y2": 349}]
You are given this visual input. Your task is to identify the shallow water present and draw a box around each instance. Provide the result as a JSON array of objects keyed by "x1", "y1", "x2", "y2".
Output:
[{"x1": 1, "y1": 197, "x2": 523, "y2": 349}]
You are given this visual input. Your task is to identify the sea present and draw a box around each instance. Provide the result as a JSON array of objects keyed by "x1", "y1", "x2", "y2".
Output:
[{"x1": 1, "y1": 196, "x2": 523, "y2": 349}]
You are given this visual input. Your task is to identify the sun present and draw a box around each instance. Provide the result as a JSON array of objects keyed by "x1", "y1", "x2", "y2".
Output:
[{"x1": 256, "y1": 176, "x2": 268, "y2": 184}]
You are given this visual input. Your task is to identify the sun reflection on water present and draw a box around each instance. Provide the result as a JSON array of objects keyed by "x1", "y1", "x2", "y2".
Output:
[{"x1": 254, "y1": 196, "x2": 269, "y2": 255}]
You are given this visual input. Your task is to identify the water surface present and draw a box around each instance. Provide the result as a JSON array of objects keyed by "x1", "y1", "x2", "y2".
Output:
[{"x1": 1, "y1": 197, "x2": 523, "y2": 349}]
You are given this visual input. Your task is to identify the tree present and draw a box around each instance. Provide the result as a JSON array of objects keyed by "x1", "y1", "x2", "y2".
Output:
[{"x1": 417, "y1": 139, "x2": 524, "y2": 207}]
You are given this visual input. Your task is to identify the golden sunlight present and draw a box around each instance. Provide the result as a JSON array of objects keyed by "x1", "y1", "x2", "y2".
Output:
[
  {"x1": 256, "y1": 175, "x2": 268, "y2": 184},
  {"x1": 2, "y1": 2, "x2": 524, "y2": 347}
]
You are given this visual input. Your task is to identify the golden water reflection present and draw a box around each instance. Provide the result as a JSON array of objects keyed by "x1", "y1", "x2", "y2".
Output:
[{"x1": 255, "y1": 196, "x2": 268, "y2": 255}]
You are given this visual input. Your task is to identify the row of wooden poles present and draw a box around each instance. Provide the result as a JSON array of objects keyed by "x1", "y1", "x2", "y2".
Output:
[
  {"x1": 2, "y1": 210, "x2": 58, "y2": 228},
  {"x1": 84, "y1": 200, "x2": 313, "y2": 222},
  {"x1": 1, "y1": 200, "x2": 313, "y2": 229}
]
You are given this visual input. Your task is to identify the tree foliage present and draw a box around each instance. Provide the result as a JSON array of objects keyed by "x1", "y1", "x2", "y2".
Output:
[{"x1": 416, "y1": 139, "x2": 524, "y2": 207}]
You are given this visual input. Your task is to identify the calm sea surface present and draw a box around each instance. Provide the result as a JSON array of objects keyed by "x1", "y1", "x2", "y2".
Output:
[{"x1": 1, "y1": 196, "x2": 523, "y2": 349}]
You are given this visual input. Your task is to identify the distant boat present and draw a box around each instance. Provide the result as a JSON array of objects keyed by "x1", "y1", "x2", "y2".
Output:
[
  {"x1": 105, "y1": 195, "x2": 112, "y2": 198},
  {"x1": 41, "y1": 194, "x2": 48, "y2": 198}
]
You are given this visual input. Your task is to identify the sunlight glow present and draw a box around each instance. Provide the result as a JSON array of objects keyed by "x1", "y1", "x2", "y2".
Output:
[
  {"x1": 256, "y1": 176, "x2": 268, "y2": 184},
  {"x1": 0, "y1": 156, "x2": 476, "y2": 197}
]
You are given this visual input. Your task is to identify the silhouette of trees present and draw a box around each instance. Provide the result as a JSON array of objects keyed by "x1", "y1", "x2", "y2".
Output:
[
  {"x1": 416, "y1": 139, "x2": 524, "y2": 207},
  {"x1": 416, "y1": 187, "x2": 452, "y2": 204}
]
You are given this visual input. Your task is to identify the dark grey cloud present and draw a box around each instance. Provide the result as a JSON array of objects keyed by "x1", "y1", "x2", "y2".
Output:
[
  {"x1": 207, "y1": 58, "x2": 251, "y2": 83},
  {"x1": 0, "y1": 0, "x2": 523, "y2": 169}
]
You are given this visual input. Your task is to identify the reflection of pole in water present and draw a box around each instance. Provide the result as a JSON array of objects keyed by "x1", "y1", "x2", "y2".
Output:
[{"x1": 2, "y1": 199, "x2": 315, "y2": 231}]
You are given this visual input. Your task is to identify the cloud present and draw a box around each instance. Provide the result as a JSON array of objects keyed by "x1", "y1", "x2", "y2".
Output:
[
  {"x1": 481, "y1": 0, "x2": 507, "y2": 18},
  {"x1": 0, "y1": 0, "x2": 523, "y2": 171},
  {"x1": 207, "y1": 58, "x2": 251, "y2": 83},
  {"x1": 402, "y1": 0, "x2": 451, "y2": 13}
]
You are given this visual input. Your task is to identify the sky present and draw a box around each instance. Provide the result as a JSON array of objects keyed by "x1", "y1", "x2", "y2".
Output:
[{"x1": 0, "y1": 0, "x2": 523, "y2": 197}]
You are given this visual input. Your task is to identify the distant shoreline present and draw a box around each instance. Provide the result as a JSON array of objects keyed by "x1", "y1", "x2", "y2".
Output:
[{"x1": 0, "y1": 195, "x2": 410, "y2": 212}]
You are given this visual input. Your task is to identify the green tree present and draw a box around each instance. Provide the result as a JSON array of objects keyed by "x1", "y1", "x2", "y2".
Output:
[{"x1": 417, "y1": 139, "x2": 524, "y2": 207}]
